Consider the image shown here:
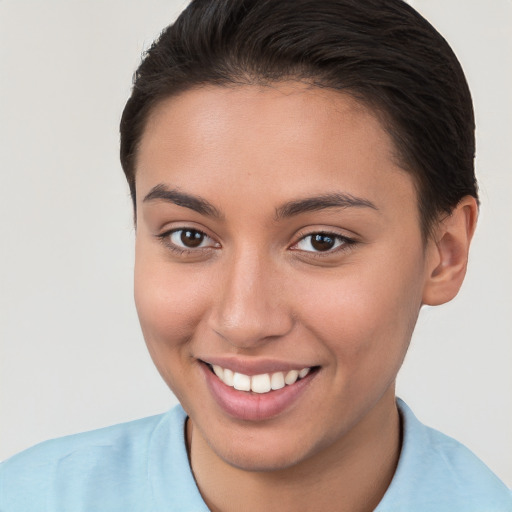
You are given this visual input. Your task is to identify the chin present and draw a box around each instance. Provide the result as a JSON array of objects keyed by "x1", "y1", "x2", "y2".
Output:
[
  {"x1": 216, "y1": 442, "x2": 311, "y2": 473},
  {"x1": 202, "y1": 422, "x2": 328, "y2": 473}
]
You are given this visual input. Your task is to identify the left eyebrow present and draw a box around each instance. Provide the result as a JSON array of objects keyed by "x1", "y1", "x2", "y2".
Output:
[
  {"x1": 275, "y1": 193, "x2": 378, "y2": 220},
  {"x1": 142, "y1": 184, "x2": 223, "y2": 219}
]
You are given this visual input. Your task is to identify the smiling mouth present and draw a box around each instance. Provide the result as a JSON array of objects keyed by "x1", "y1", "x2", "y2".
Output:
[{"x1": 204, "y1": 362, "x2": 318, "y2": 394}]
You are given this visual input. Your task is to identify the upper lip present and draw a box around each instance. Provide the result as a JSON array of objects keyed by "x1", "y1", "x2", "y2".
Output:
[{"x1": 199, "y1": 356, "x2": 317, "y2": 376}]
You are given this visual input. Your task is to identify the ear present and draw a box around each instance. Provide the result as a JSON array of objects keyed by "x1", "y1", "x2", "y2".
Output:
[{"x1": 422, "y1": 196, "x2": 479, "y2": 306}]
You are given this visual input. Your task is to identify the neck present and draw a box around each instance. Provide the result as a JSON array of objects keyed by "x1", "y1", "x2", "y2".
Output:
[{"x1": 188, "y1": 391, "x2": 401, "y2": 512}]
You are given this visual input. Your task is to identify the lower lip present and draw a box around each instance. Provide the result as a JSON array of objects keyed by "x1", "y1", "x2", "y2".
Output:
[{"x1": 201, "y1": 363, "x2": 317, "y2": 422}]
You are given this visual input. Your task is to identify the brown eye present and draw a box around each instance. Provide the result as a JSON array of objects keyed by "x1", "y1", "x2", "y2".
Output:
[
  {"x1": 168, "y1": 228, "x2": 216, "y2": 250},
  {"x1": 180, "y1": 229, "x2": 204, "y2": 247},
  {"x1": 310, "y1": 234, "x2": 335, "y2": 251},
  {"x1": 293, "y1": 232, "x2": 353, "y2": 254}
]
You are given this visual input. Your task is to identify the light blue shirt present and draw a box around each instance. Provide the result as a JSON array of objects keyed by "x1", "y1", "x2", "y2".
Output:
[{"x1": 1, "y1": 400, "x2": 511, "y2": 511}]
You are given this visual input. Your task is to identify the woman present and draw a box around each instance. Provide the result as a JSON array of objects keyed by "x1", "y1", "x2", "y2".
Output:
[{"x1": 1, "y1": 0, "x2": 511, "y2": 510}]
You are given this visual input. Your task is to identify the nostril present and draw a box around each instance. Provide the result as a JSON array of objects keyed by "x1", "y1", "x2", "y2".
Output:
[{"x1": 209, "y1": 312, "x2": 295, "y2": 349}]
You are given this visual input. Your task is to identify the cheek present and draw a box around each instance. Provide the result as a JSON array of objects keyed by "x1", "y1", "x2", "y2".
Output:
[
  {"x1": 133, "y1": 247, "x2": 209, "y2": 369},
  {"x1": 296, "y1": 251, "x2": 425, "y2": 372}
]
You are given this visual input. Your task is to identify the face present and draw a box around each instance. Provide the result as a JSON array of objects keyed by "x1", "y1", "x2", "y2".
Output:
[{"x1": 134, "y1": 83, "x2": 433, "y2": 471}]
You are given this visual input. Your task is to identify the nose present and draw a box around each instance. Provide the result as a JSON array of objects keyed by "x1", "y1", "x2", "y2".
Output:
[{"x1": 207, "y1": 249, "x2": 294, "y2": 349}]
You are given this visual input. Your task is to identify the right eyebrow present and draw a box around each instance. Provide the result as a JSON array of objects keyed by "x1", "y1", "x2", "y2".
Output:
[
  {"x1": 142, "y1": 184, "x2": 223, "y2": 219},
  {"x1": 274, "y1": 192, "x2": 378, "y2": 220}
]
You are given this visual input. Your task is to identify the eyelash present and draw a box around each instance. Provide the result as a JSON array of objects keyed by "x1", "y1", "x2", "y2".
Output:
[
  {"x1": 290, "y1": 231, "x2": 357, "y2": 257},
  {"x1": 156, "y1": 228, "x2": 219, "y2": 256},
  {"x1": 156, "y1": 228, "x2": 357, "y2": 257}
]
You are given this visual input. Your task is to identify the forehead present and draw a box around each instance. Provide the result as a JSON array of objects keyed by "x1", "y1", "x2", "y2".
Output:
[
  {"x1": 136, "y1": 83, "x2": 417, "y2": 221},
  {"x1": 141, "y1": 83, "x2": 391, "y2": 165}
]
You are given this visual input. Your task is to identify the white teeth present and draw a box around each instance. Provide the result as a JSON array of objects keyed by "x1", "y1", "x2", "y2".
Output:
[
  {"x1": 211, "y1": 364, "x2": 312, "y2": 394},
  {"x1": 251, "y1": 374, "x2": 271, "y2": 394},
  {"x1": 223, "y1": 368, "x2": 234, "y2": 386},
  {"x1": 233, "y1": 372, "x2": 251, "y2": 391},
  {"x1": 212, "y1": 365, "x2": 224, "y2": 379},
  {"x1": 270, "y1": 372, "x2": 285, "y2": 390},
  {"x1": 299, "y1": 368, "x2": 310, "y2": 379},
  {"x1": 284, "y1": 369, "x2": 299, "y2": 385}
]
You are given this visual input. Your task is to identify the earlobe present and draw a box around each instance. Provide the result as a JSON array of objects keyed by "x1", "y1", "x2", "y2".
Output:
[{"x1": 422, "y1": 196, "x2": 479, "y2": 306}]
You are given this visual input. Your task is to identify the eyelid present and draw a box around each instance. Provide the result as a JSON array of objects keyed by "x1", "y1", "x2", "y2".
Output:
[
  {"x1": 289, "y1": 229, "x2": 358, "y2": 255},
  {"x1": 156, "y1": 225, "x2": 221, "y2": 254}
]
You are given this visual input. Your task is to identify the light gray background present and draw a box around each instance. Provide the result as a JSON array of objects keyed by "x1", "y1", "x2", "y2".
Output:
[{"x1": 1, "y1": 0, "x2": 511, "y2": 487}]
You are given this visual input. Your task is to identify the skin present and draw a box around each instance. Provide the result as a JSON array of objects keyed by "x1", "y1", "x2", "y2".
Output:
[{"x1": 133, "y1": 83, "x2": 478, "y2": 512}]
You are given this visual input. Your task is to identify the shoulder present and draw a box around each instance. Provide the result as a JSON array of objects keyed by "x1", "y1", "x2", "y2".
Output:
[
  {"x1": 0, "y1": 407, "x2": 188, "y2": 512},
  {"x1": 1, "y1": 411, "x2": 168, "y2": 475},
  {"x1": 376, "y1": 399, "x2": 512, "y2": 512}
]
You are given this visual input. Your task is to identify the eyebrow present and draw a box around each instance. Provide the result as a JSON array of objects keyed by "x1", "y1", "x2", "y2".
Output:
[
  {"x1": 275, "y1": 193, "x2": 378, "y2": 220},
  {"x1": 143, "y1": 184, "x2": 377, "y2": 221},
  {"x1": 143, "y1": 184, "x2": 222, "y2": 218}
]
